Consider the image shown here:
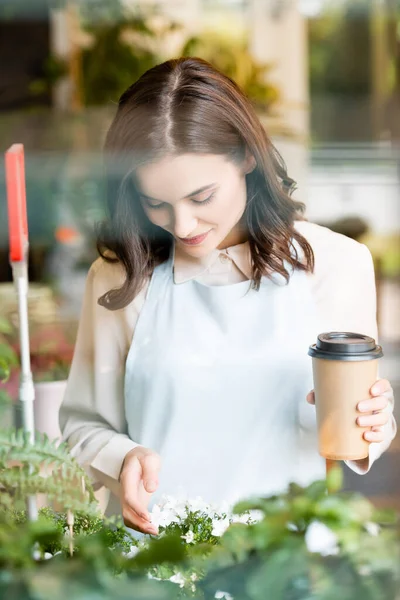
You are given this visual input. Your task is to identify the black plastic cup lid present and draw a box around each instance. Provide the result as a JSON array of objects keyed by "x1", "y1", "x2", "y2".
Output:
[{"x1": 308, "y1": 332, "x2": 383, "y2": 361}]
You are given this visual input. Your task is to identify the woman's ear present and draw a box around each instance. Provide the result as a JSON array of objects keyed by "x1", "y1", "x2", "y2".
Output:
[{"x1": 243, "y1": 151, "x2": 256, "y2": 175}]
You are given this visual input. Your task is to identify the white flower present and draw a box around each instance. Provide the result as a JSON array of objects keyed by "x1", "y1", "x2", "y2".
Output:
[
  {"x1": 231, "y1": 513, "x2": 250, "y2": 525},
  {"x1": 305, "y1": 521, "x2": 339, "y2": 556},
  {"x1": 212, "y1": 517, "x2": 230, "y2": 537},
  {"x1": 161, "y1": 496, "x2": 188, "y2": 521},
  {"x1": 147, "y1": 573, "x2": 162, "y2": 581},
  {"x1": 174, "y1": 504, "x2": 189, "y2": 520},
  {"x1": 247, "y1": 510, "x2": 264, "y2": 523},
  {"x1": 169, "y1": 572, "x2": 186, "y2": 587},
  {"x1": 365, "y1": 522, "x2": 380, "y2": 536},
  {"x1": 182, "y1": 530, "x2": 195, "y2": 544},
  {"x1": 231, "y1": 509, "x2": 264, "y2": 525},
  {"x1": 150, "y1": 504, "x2": 180, "y2": 528},
  {"x1": 33, "y1": 550, "x2": 53, "y2": 561},
  {"x1": 188, "y1": 496, "x2": 212, "y2": 515},
  {"x1": 359, "y1": 565, "x2": 372, "y2": 576},
  {"x1": 215, "y1": 591, "x2": 234, "y2": 599},
  {"x1": 190, "y1": 573, "x2": 198, "y2": 582},
  {"x1": 123, "y1": 545, "x2": 140, "y2": 559}
]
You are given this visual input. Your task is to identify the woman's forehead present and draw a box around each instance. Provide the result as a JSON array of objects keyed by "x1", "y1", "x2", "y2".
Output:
[{"x1": 135, "y1": 154, "x2": 237, "y2": 199}]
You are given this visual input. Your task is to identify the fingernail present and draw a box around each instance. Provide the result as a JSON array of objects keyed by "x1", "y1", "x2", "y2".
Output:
[
  {"x1": 145, "y1": 480, "x2": 157, "y2": 493},
  {"x1": 358, "y1": 417, "x2": 368, "y2": 427},
  {"x1": 371, "y1": 384, "x2": 381, "y2": 395},
  {"x1": 358, "y1": 402, "x2": 369, "y2": 412}
]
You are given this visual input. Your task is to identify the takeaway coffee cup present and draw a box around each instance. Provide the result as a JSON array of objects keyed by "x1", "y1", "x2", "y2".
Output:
[{"x1": 308, "y1": 332, "x2": 383, "y2": 461}]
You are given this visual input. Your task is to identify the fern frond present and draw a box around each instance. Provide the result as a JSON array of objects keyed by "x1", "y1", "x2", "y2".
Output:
[
  {"x1": 0, "y1": 428, "x2": 98, "y2": 516},
  {"x1": 0, "y1": 428, "x2": 96, "y2": 504}
]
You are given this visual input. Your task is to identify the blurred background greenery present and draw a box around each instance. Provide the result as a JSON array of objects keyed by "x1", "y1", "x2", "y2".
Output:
[{"x1": 0, "y1": 0, "x2": 398, "y2": 322}]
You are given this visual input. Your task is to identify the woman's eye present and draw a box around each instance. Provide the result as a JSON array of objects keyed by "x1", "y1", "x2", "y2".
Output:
[
  {"x1": 142, "y1": 197, "x2": 164, "y2": 209},
  {"x1": 192, "y1": 192, "x2": 215, "y2": 205}
]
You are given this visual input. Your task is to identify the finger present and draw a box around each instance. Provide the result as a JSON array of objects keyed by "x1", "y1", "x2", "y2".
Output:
[
  {"x1": 357, "y1": 412, "x2": 389, "y2": 428},
  {"x1": 370, "y1": 379, "x2": 391, "y2": 396},
  {"x1": 364, "y1": 427, "x2": 385, "y2": 443},
  {"x1": 140, "y1": 453, "x2": 161, "y2": 494},
  {"x1": 306, "y1": 390, "x2": 315, "y2": 405},
  {"x1": 358, "y1": 396, "x2": 389, "y2": 413},
  {"x1": 123, "y1": 506, "x2": 158, "y2": 535},
  {"x1": 122, "y1": 456, "x2": 152, "y2": 521}
]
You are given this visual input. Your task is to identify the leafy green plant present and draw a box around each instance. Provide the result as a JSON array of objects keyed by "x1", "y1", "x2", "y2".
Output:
[
  {"x1": 196, "y1": 469, "x2": 400, "y2": 600},
  {"x1": 0, "y1": 317, "x2": 18, "y2": 385},
  {"x1": 0, "y1": 428, "x2": 97, "y2": 513},
  {"x1": 181, "y1": 31, "x2": 280, "y2": 113}
]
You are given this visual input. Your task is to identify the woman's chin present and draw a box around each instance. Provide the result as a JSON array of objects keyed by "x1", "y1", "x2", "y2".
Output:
[{"x1": 176, "y1": 239, "x2": 216, "y2": 258}]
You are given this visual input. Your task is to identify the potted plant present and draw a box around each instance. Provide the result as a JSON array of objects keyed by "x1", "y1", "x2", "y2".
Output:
[
  {"x1": 0, "y1": 462, "x2": 399, "y2": 600},
  {"x1": 0, "y1": 318, "x2": 75, "y2": 441}
]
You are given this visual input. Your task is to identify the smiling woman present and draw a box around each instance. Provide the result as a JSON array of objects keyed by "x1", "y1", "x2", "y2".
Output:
[
  {"x1": 59, "y1": 57, "x2": 396, "y2": 534},
  {"x1": 97, "y1": 56, "x2": 313, "y2": 311},
  {"x1": 135, "y1": 154, "x2": 251, "y2": 252}
]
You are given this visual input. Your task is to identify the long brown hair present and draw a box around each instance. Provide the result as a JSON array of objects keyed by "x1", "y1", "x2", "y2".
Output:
[{"x1": 98, "y1": 57, "x2": 314, "y2": 310}]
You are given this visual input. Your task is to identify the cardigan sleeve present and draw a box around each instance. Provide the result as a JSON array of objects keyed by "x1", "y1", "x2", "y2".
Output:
[{"x1": 59, "y1": 259, "x2": 146, "y2": 498}]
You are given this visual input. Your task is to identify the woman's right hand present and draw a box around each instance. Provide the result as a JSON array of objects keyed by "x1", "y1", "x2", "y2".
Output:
[{"x1": 119, "y1": 446, "x2": 161, "y2": 535}]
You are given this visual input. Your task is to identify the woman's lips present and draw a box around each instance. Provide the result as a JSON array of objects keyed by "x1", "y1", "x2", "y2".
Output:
[{"x1": 179, "y1": 230, "x2": 211, "y2": 246}]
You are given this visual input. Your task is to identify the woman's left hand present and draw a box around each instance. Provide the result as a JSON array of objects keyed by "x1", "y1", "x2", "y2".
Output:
[{"x1": 306, "y1": 378, "x2": 393, "y2": 444}]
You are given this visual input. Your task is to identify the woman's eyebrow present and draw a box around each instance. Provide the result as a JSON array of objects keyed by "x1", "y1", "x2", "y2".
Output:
[{"x1": 139, "y1": 183, "x2": 216, "y2": 203}]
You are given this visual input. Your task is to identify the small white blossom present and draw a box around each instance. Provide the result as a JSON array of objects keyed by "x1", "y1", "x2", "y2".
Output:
[
  {"x1": 182, "y1": 530, "x2": 195, "y2": 544},
  {"x1": 44, "y1": 552, "x2": 53, "y2": 560},
  {"x1": 189, "y1": 496, "x2": 213, "y2": 515},
  {"x1": 247, "y1": 510, "x2": 264, "y2": 523},
  {"x1": 359, "y1": 565, "x2": 372, "y2": 576},
  {"x1": 169, "y1": 572, "x2": 186, "y2": 587},
  {"x1": 150, "y1": 504, "x2": 180, "y2": 528},
  {"x1": 215, "y1": 591, "x2": 234, "y2": 599},
  {"x1": 123, "y1": 545, "x2": 140, "y2": 559},
  {"x1": 160, "y1": 496, "x2": 188, "y2": 521},
  {"x1": 33, "y1": 550, "x2": 41, "y2": 560},
  {"x1": 305, "y1": 521, "x2": 339, "y2": 556},
  {"x1": 231, "y1": 513, "x2": 250, "y2": 525},
  {"x1": 190, "y1": 573, "x2": 198, "y2": 582},
  {"x1": 212, "y1": 517, "x2": 230, "y2": 537},
  {"x1": 365, "y1": 522, "x2": 380, "y2": 536}
]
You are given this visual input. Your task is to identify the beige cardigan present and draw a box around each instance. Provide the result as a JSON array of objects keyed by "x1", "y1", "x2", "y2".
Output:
[{"x1": 59, "y1": 221, "x2": 397, "y2": 510}]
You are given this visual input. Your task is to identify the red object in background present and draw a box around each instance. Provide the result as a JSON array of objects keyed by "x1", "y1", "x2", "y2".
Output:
[{"x1": 5, "y1": 144, "x2": 28, "y2": 262}]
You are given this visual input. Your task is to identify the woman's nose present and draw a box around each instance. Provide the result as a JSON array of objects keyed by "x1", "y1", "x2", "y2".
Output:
[{"x1": 172, "y1": 206, "x2": 198, "y2": 239}]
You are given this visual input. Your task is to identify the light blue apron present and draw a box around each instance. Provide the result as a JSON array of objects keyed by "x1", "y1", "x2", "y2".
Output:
[{"x1": 124, "y1": 246, "x2": 325, "y2": 509}]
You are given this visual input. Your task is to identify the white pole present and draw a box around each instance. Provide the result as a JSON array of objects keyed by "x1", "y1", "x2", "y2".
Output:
[{"x1": 12, "y1": 261, "x2": 38, "y2": 522}]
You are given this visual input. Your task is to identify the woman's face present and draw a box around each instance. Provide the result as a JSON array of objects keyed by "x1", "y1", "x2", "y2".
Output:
[{"x1": 135, "y1": 153, "x2": 252, "y2": 257}]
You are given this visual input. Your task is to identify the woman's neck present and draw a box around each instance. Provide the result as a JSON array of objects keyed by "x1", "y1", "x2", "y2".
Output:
[{"x1": 218, "y1": 220, "x2": 248, "y2": 250}]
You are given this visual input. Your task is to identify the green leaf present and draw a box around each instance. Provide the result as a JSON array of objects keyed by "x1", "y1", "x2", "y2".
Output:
[
  {"x1": 246, "y1": 542, "x2": 310, "y2": 600},
  {"x1": 132, "y1": 533, "x2": 186, "y2": 570},
  {"x1": 218, "y1": 523, "x2": 254, "y2": 562},
  {"x1": 0, "y1": 318, "x2": 13, "y2": 334},
  {"x1": 372, "y1": 508, "x2": 398, "y2": 526}
]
